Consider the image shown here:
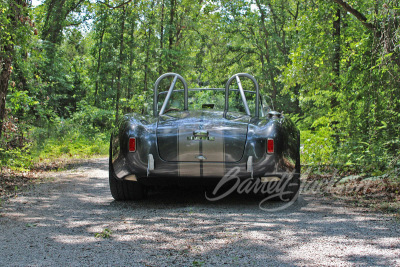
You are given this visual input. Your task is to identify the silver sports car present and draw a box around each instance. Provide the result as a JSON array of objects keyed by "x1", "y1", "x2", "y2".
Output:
[{"x1": 110, "y1": 73, "x2": 300, "y2": 201}]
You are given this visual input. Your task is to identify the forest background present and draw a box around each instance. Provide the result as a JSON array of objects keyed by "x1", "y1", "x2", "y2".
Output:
[{"x1": 0, "y1": 0, "x2": 399, "y2": 183}]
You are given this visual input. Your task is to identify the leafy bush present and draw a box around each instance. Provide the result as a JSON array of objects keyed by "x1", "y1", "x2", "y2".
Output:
[
  {"x1": 301, "y1": 128, "x2": 335, "y2": 166},
  {"x1": 35, "y1": 131, "x2": 108, "y2": 160},
  {"x1": 0, "y1": 113, "x2": 33, "y2": 170},
  {"x1": 298, "y1": 114, "x2": 400, "y2": 181},
  {"x1": 31, "y1": 111, "x2": 110, "y2": 161},
  {"x1": 71, "y1": 100, "x2": 115, "y2": 134},
  {"x1": 0, "y1": 145, "x2": 33, "y2": 171}
]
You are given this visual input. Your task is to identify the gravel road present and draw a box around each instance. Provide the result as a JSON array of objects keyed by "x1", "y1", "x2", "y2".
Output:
[{"x1": 0, "y1": 158, "x2": 399, "y2": 266}]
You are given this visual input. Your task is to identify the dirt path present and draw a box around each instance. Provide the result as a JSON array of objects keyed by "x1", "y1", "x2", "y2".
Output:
[{"x1": 0, "y1": 158, "x2": 399, "y2": 266}]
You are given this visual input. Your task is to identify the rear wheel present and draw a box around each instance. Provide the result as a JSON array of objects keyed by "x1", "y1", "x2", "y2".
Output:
[{"x1": 109, "y1": 161, "x2": 146, "y2": 201}]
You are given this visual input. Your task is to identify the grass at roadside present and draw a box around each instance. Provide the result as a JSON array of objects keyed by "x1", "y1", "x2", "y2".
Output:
[
  {"x1": 33, "y1": 131, "x2": 109, "y2": 163},
  {"x1": 0, "y1": 130, "x2": 109, "y2": 200},
  {"x1": 301, "y1": 167, "x2": 400, "y2": 217},
  {"x1": 0, "y1": 156, "x2": 107, "y2": 200}
]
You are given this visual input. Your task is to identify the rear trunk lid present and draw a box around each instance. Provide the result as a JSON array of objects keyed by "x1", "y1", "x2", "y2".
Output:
[{"x1": 156, "y1": 110, "x2": 249, "y2": 163}]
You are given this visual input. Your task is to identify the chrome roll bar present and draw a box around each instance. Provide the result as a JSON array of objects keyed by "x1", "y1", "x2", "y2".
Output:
[
  {"x1": 225, "y1": 73, "x2": 260, "y2": 117},
  {"x1": 153, "y1": 73, "x2": 188, "y2": 117},
  {"x1": 153, "y1": 73, "x2": 260, "y2": 117}
]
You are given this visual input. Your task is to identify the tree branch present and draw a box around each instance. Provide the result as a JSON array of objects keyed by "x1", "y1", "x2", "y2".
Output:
[
  {"x1": 287, "y1": 1, "x2": 299, "y2": 20},
  {"x1": 332, "y1": 0, "x2": 374, "y2": 29},
  {"x1": 66, "y1": 0, "x2": 86, "y2": 16},
  {"x1": 99, "y1": 0, "x2": 132, "y2": 9}
]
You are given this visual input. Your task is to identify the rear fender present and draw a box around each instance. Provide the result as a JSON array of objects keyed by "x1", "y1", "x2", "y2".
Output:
[
  {"x1": 249, "y1": 115, "x2": 299, "y2": 174},
  {"x1": 110, "y1": 113, "x2": 157, "y2": 178}
]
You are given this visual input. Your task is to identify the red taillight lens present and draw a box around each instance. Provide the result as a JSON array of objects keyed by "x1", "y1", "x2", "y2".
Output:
[
  {"x1": 267, "y1": 138, "x2": 274, "y2": 154},
  {"x1": 129, "y1": 138, "x2": 136, "y2": 152}
]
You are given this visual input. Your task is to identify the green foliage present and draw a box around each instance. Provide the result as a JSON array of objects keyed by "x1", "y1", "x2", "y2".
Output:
[
  {"x1": 35, "y1": 131, "x2": 108, "y2": 160},
  {"x1": 71, "y1": 101, "x2": 115, "y2": 133},
  {"x1": 32, "y1": 115, "x2": 110, "y2": 161},
  {"x1": 0, "y1": 112, "x2": 34, "y2": 170},
  {"x1": 279, "y1": 0, "x2": 400, "y2": 178},
  {"x1": 121, "y1": 90, "x2": 152, "y2": 115},
  {"x1": 1, "y1": 0, "x2": 400, "y2": 183},
  {"x1": 7, "y1": 89, "x2": 39, "y2": 116},
  {"x1": 192, "y1": 260, "x2": 205, "y2": 267},
  {"x1": 0, "y1": 145, "x2": 33, "y2": 171},
  {"x1": 1, "y1": 118, "x2": 109, "y2": 171},
  {"x1": 94, "y1": 228, "x2": 112, "y2": 239},
  {"x1": 301, "y1": 128, "x2": 335, "y2": 166},
  {"x1": 0, "y1": 0, "x2": 34, "y2": 56}
]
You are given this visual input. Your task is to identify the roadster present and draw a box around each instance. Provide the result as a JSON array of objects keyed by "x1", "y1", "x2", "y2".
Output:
[{"x1": 109, "y1": 73, "x2": 300, "y2": 201}]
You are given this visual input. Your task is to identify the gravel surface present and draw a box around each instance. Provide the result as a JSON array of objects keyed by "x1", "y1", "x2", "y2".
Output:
[{"x1": 0, "y1": 158, "x2": 399, "y2": 266}]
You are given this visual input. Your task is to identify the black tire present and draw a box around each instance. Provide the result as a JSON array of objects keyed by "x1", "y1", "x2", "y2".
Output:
[{"x1": 109, "y1": 160, "x2": 146, "y2": 201}]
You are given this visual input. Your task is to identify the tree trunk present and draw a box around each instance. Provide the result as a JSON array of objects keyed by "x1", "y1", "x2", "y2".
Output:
[
  {"x1": 331, "y1": 8, "x2": 341, "y2": 144},
  {"x1": 42, "y1": 0, "x2": 86, "y2": 44},
  {"x1": 115, "y1": 6, "x2": 126, "y2": 122},
  {"x1": 143, "y1": 0, "x2": 155, "y2": 92},
  {"x1": 0, "y1": 0, "x2": 27, "y2": 138},
  {"x1": 128, "y1": 20, "x2": 134, "y2": 100},
  {"x1": 167, "y1": 0, "x2": 176, "y2": 72},
  {"x1": 332, "y1": 0, "x2": 374, "y2": 29},
  {"x1": 94, "y1": 26, "x2": 106, "y2": 106},
  {"x1": 331, "y1": 8, "x2": 340, "y2": 109},
  {"x1": 256, "y1": 0, "x2": 278, "y2": 103},
  {"x1": 42, "y1": 0, "x2": 67, "y2": 66},
  {"x1": 159, "y1": 0, "x2": 165, "y2": 75},
  {"x1": 0, "y1": 53, "x2": 12, "y2": 139},
  {"x1": 143, "y1": 27, "x2": 152, "y2": 92},
  {"x1": 126, "y1": 2, "x2": 137, "y2": 113}
]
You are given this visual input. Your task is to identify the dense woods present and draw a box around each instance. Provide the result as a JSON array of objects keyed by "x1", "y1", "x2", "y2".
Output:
[{"x1": 0, "y1": 0, "x2": 399, "y2": 179}]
